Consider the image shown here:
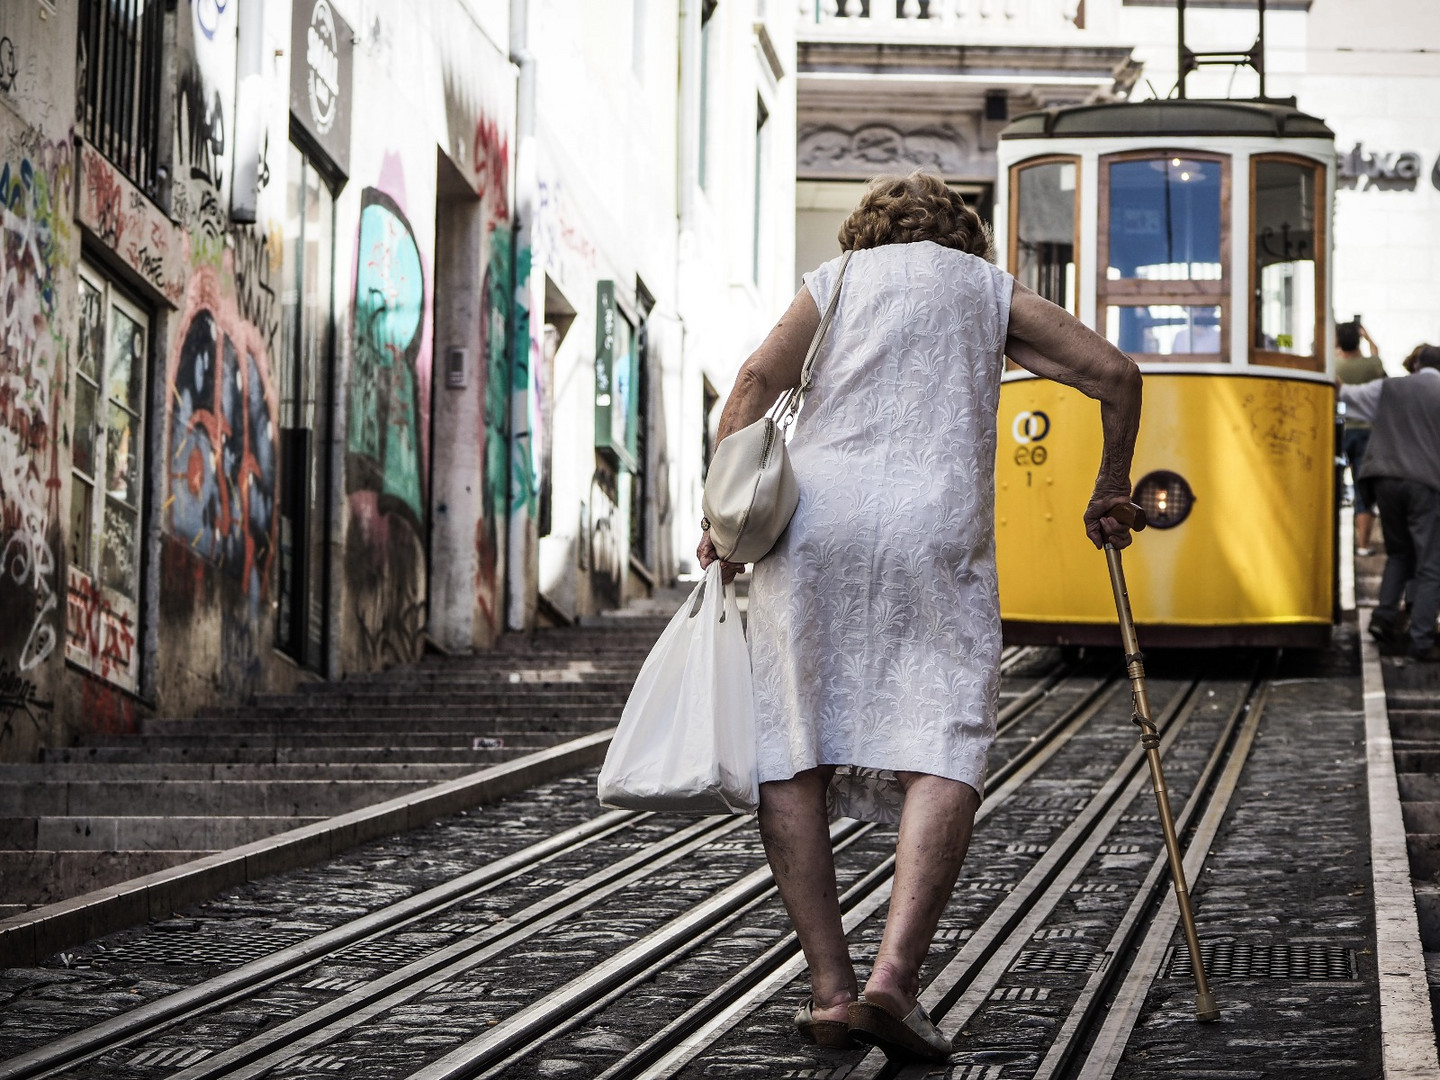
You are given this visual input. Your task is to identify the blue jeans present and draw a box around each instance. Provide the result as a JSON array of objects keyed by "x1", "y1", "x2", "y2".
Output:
[
  {"x1": 1343, "y1": 429, "x2": 1378, "y2": 514},
  {"x1": 1373, "y1": 477, "x2": 1440, "y2": 651}
]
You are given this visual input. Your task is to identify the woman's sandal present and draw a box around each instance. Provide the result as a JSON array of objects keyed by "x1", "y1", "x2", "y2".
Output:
[
  {"x1": 847, "y1": 995, "x2": 953, "y2": 1063},
  {"x1": 794, "y1": 998, "x2": 852, "y2": 1048}
]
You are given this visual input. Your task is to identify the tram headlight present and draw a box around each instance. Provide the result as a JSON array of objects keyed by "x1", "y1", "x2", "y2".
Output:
[{"x1": 1133, "y1": 470, "x2": 1195, "y2": 529}]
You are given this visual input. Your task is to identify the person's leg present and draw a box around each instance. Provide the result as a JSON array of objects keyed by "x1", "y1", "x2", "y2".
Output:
[
  {"x1": 1374, "y1": 478, "x2": 1416, "y2": 633},
  {"x1": 1403, "y1": 481, "x2": 1440, "y2": 654},
  {"x1": 863, "y1": 773, "x2": 981, "y2": 1016},
  {"x1": 1356, "y1": 509, "x2": 1376, "y2": 553},
  {"x1": 1346, "y1": 432, "x2": 1375, "y2": 550},
  {"x1": 757, "y1": 766, "x2": 854, "y2": 1020}
]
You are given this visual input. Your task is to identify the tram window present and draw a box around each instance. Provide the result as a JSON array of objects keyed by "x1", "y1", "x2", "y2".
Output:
[
  {"x1": 1253, "y1": 158, "x2": 1323, "y2": 368},
  {"x1": 1106, "y1": 159, "x2": 1222, "y2": 282},
  {"x1": 1012, "y1": 159, "x2": 1079, "y2": 314},
  {"x1": 1106, "y1": 305, "x2": 1222, "y2": 356}
]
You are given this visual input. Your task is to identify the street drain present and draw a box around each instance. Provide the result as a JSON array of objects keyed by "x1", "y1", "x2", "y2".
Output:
[
  {"x1": 94, "y1": 926, "x2": 311, "y2": 966},
  {"x1": 334, "y1": 937, "x2": 446, "y2": 966},
  {"x1": 1011, "y1": 948, "x2": 1103, "y2": 974},
  {"x1": 1164, "y1": 941, "x2": 1357, "y2": 980}
]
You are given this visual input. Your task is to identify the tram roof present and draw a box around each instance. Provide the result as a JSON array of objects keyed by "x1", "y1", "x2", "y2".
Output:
[{"x1": 1001, "y1": 99, "x2": 1334, "y2": 141}]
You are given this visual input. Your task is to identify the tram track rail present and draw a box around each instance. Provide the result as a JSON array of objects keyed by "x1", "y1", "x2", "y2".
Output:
[
  {"x1": 0, "y1": 656, "x2": 1086, "y2": 1080},
  {"x1": 541, "y1": 667, "x2": 1267, "y2": 1080}
]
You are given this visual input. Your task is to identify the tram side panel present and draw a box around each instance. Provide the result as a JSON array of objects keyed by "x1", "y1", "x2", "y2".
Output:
[{"x1": 996, "y1": 371, "x2": 1335, "y2": 646}]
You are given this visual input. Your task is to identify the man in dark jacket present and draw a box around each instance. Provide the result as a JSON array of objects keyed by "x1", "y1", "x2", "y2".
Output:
[{"x1": 1340, "y1": 344, "x2": 1440, "y2": 661}]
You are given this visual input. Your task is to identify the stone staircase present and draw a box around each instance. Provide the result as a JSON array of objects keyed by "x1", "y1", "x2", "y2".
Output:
[{"x1": 0, "y1": 589, "x2": 691, "y2": 913}]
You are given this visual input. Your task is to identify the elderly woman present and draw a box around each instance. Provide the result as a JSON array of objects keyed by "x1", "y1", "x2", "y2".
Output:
[{"x1": 697, "y1": 171, "x2": 1141, "y2": 1062}]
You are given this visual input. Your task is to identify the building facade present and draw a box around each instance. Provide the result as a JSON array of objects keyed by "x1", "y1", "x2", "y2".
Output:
[
  {"x1": 794, "y1": 0, "x2": 1440, "y2": 367},
  {"x1": 0, "y1": 0, "x2": 797, "y2": 762}
]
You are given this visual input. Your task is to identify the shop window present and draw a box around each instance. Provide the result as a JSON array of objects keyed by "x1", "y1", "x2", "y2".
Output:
[
  {"x1": 595, "y1": 282, "x2": 640, "y2": 472},
  {"x1": 1010, "y1": 157, "x2": 1080, "y2": 315},
  {"x1": 1251, "y1": 155, "x2": 1325, "y2": 371},
  {"x1": 68, "y1": 266, "x2": 148, "y2": 691},
  {"x1": 1099, "y1": 153, "x2": 1229, "y2": 361},
  {"x1": 629, "y1": 283, "x2": 654, "y2": 568}
]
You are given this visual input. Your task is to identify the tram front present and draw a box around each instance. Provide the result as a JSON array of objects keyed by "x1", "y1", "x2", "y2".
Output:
[{"x1": 994, "y1": 100, "x2": 1338, "y2": 648}]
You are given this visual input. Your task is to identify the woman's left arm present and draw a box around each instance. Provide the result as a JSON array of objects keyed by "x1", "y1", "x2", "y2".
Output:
[
  {"x1": 713, "y1": 286, "x2": 821, "y2": 442},
  {"x1": 697, "y1": 286, "x2": 822, "y2": 576}
]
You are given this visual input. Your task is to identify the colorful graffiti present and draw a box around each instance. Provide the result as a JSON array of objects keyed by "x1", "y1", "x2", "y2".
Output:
[
  {"x1": 232, "y1": 223, "x2": 280, "y2": 354},
  {"x1": 536, "y1": 176, "x2": 598, "y2": 289},
  {"x1": 171, "y1": 0, "x2": 237, "y2": 260},
  {"x1": 473, "y1": 114, "x2": 510, "y2": 225},
  {"x1": 65, "y1": 565, "x2": 139, "y2": 690},
  {"x1": 474, "y1": 224, "x2": 512, "y2": 626},
  {"x1": 166, "y1": 270, "x2": 278, "y2": 604},
  {"x1": 346, "y1": 179, "x2": 431, "y2": 666},
  {"x1": 76, "y1": 142, "x2": 183, "y2": 305},
  {"x1": 0, "y1": 140, "x2": 72, "y2": 686},
  {"x1": 348, "y1": 188, "x2": 427, "y2": 530}
]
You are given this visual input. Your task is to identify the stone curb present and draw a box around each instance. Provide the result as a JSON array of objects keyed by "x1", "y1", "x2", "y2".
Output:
[
  {"x1": 1359, "y1": 609, "x2": 1440, "y2": 1080},
  {"x1": 0, "y1": 730, "x2": 614, "y2": 970}
]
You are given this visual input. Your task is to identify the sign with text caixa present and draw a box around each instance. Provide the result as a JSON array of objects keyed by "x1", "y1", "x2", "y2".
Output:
[{"x1": 290, "y1": 0, "x2": 353, "y2": 176}]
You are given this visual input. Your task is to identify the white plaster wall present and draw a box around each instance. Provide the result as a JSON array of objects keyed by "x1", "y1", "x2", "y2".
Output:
[{"x1": 532, "y1": 0, "x2": 798, "y2": 605}]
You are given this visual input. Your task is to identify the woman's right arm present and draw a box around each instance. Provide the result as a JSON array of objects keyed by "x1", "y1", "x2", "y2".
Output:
[{"x1": 1004, "y1": 281, "x2": 1143, "y2": 550}]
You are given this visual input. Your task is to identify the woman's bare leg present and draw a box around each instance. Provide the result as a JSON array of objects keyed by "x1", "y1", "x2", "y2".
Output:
[
  {"x1": 863, "y1": 772, "x2": 981, "y2": 1016},
  {"x1": 758, "y1": 766, "x2": 855, "y2": 1021}
]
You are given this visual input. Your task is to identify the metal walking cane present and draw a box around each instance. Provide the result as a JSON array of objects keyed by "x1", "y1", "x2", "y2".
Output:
[{"x1": 1105, "y1": 503, "x2": 1220, "y2": 1023}]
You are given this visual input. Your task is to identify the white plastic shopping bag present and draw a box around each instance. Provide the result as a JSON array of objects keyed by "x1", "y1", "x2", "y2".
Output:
[{"x1": 597, "y1": 562, "x2": 759, "y2": 814}]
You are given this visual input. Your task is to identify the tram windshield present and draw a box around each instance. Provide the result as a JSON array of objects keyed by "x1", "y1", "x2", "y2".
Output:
[
  {"x1": 1101, "y1": 155, "x2": 1228, "y2": 360},
  {"x1": 1106, "y1": 158, "x2": 1223, "y2": 283}
]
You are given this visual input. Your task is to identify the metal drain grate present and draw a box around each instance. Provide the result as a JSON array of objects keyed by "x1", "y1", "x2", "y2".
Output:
[
  {"x1": 95, "y1": 926, "x2": 311, "y2": 967},
  {"x1": 333, "y1": 936, "x2": 444, "y2": 967},
  {"x1": 1011, "y1": 948, "x2": 1103, "y2": 974},
  {"x1": 1164, "y1": 941, "x2": 1357, "y2": 980}
]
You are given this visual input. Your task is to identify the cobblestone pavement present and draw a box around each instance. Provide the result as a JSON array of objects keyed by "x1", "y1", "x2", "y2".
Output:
[{"x1": 0, "y1": 633, "x2": 1398, "y2": 1079}]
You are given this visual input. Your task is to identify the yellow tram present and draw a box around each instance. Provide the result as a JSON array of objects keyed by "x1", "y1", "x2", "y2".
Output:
[{"x1": 994, "y1": 100, "x2": 1338, "y2": 647}]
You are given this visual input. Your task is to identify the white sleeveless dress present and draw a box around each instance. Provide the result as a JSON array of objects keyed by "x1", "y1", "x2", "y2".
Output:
[{"x1": 747, "y1": 241, "x2": 1014, "y2": 824}]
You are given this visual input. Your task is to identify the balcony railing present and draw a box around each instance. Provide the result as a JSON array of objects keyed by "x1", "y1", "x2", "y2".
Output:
[{"x1": 799, "y1": 0, "x2": 1083, "y2": 28}]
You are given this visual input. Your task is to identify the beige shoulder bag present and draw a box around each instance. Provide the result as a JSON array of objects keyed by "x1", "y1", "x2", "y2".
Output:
[{"x1": 701, "y1": 249, "x2": 853, "y2": 564}]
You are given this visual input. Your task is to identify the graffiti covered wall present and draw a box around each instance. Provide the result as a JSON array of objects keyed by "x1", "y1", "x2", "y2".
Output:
[
  {"x1": 344, "y1": 174, "x2": 432, "y2": 666},
  {"x1": 156, "y1": 0, "x2": 288, "y2": 707},
  {"x1": 0, "y1": 133, "x2": 72, "y2": 749}
]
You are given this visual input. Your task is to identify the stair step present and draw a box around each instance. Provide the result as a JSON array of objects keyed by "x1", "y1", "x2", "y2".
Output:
[
  {"x1": 0, "y1": 850, "x2": 212, "y2": 908},
  {"x1": 1, "y1": 762, "x2": 481, "y2": 781},
  {"x1": 0, "y1": 778, "x2": 439, "y2": 817},
  {"x1": 0, "y1": 815, "x2": 326, "y2": 851}
]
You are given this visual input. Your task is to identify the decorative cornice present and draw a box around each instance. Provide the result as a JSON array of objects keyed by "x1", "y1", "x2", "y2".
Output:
[{"x1": 798, "y1": 121, "x2": 980, "y2": 177}]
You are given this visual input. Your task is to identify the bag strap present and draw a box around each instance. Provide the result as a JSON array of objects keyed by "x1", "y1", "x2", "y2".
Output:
[{"x1": 771, "y1": 248, "x2": 854, "y2": 424}]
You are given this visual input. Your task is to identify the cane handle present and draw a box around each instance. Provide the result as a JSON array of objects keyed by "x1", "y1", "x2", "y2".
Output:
[{"x1": 1107, "y1": 501, "x2": 1148, "y2": 531}]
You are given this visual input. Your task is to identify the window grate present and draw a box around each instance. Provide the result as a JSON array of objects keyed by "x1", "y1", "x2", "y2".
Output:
[{"x1": 78, "y1": 0, "x2": 165, "y2": 199}]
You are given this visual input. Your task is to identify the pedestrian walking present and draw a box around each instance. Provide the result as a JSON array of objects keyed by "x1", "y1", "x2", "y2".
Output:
[
  {"x1": 697, "y1": 170, "x2": 1142, "y2": 1062},
  {"x1": 1339, "y1": 344, "x2": 1440, "y2": 662},
  {"x1": 1335, "y1": 319, "x2": 1386, "y2": 555}
]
